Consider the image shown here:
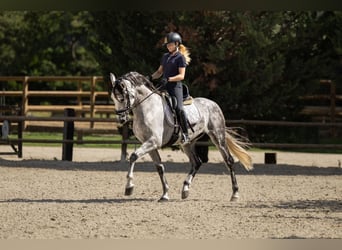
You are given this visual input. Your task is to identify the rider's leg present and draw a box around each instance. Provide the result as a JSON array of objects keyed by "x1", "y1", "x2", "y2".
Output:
[
  {"x1": 167, "y1": 82, "x2": 190, "y2": 144},
  {"x1": 178, "y1": 108, "x2": 190, "y2": 144}
]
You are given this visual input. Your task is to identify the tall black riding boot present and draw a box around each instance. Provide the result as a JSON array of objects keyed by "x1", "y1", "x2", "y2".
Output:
[{"x1": 178, "y1": 110, "x2": 190, "y2": 144}]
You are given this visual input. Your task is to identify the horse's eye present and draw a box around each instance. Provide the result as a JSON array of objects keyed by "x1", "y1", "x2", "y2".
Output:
[{"x1": 113, "y1": 87, "x2": 125, "y2": 102}]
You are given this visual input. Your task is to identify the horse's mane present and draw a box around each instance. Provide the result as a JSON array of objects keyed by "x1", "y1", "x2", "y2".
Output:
[
  {"x1": 123, "y1": 72, "x2": 147, "y2": 86},
  {"x1": 123, "y1": 71, "x2": 158, "y2": 92}
]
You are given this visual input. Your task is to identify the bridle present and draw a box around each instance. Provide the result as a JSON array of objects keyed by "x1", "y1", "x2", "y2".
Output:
[
  {"x1": 112, "y1": 77, "x2": 133, "y2": 115},
  {"x1": 112, "y1": 76, "x2": 163, "y2": 120}
]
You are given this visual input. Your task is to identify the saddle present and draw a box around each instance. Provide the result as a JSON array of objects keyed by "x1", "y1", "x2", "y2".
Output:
[
  {"x1": 161, "y1": 84, "x2": 197, "y2": 147},
  {"x1": 163, "y1": 83, "x2": 193, "y2": 111}
]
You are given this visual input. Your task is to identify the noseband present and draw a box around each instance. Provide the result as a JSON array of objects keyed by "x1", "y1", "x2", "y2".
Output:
[
  {"x1": 112, "y1": 75, "x2": 162, "y2": 115},
  {"x1": 113, "y1": 77, "x2": 132, "y2": 115}
]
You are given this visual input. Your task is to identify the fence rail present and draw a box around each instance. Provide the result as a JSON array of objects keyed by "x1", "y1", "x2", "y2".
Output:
[
  {"x1": 0, "y1": 76, "x2": 110, "y2": 128},
  {"x1": 1, "y1": 77, "x2": 341, "y2": 125},
  {"x1": 228, "y1": 119, "x2": 342, "y2": 127},
  {"x1": 299, "y1": 80, "x2": 341, "y2": 123},
  {"x1": 1, "y1": 114, "x2": 342, "y2": 160}
]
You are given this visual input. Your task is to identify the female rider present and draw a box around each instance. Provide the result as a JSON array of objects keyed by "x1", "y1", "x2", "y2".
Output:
[{"x1": 149, "y1": 32, "x2": 191, "y2": 144}]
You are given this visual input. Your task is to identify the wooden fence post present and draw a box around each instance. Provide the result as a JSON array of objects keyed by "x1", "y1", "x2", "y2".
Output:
[
  {"x1": 77, "y1": 80, "x2": 83, "y2": 116},
  {"x1": 22, "y1": 76, "x2": 29, "y2": 128},
  {"x1": 264, "y1": 152, "x2": 277, "y2": 164},
  {"x1": 62, "y1": 108, "x2": 75, "y2": 161},
  {"x1": 90, "y1": 76, "x2": 96, "y2": 128},
  {"x1": 17, "y1": 106, "x2": 23, "y2": 158}
]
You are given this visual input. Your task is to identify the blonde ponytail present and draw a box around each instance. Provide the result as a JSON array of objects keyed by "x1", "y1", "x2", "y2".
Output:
[{"x1": 179, "y1": 44, "x2": 191, "y2": 65}]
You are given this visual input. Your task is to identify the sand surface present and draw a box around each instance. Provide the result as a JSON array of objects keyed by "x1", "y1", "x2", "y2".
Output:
[{"x1": 0, "y1": 145, "x2": 341, "y2": 239}]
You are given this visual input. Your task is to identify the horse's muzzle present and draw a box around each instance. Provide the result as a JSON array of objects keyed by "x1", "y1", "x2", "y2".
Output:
[{"x1": 117, "y1": 112, "x2": 129, "y2": 124}]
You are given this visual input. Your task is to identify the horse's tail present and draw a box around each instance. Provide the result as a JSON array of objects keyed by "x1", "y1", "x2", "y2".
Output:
[{"x1": 225, "y1": 128, "x2": 253, "y2": 171}]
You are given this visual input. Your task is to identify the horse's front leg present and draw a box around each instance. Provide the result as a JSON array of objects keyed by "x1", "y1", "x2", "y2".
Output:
[
  {"x1": 181, "y1": 144, "x2": 202, "y2": 199},
  {"x1": 125, "y1": 140, "x2": 158, "y2": 196},
  {"x1": 125, "y1": 155, "x2": 136, "y2": 196}
]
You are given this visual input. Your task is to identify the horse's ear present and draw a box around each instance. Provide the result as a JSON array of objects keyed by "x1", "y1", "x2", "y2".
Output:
[{"x1": 109, "y1": 73, "x2": 116, "y2": 86}]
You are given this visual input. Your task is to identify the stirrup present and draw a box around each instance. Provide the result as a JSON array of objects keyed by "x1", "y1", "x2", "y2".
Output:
[{"x1": 181, "y1": 134, "x2": 190, "y2": 145}]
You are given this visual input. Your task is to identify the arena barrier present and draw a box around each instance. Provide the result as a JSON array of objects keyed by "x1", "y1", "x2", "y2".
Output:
[{"x1": 1, "y1": 111, "x2": 342, "y2": 162}]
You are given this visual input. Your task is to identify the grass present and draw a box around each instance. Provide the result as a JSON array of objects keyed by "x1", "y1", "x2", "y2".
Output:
[
  {"x1": 7, "y1": 131, "x2": 342, "y2": 154},
  {"x1": 9, "y1": 132, "x2": 126, "y2": 149}
]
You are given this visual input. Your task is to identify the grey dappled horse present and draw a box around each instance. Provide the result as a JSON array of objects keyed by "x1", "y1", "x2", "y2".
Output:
[{"x1": 110, "y1": 71, "x2": 253, "y2": 202}]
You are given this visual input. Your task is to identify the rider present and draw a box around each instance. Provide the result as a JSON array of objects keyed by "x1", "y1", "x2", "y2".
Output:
[{"x1": 149, "y1": 32, "x2": 191, "y2": 144}]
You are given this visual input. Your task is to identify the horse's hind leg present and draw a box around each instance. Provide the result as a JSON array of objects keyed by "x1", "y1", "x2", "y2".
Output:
[
  {"x1": 181, "y1": 144, "x2": 203, "y2": 199},
  {"x1": 208, "y1": 131, "x2": 239, "y2": 201},
  {"x1": 149, "y1": 150, "x2": 169, "y2": 201}
]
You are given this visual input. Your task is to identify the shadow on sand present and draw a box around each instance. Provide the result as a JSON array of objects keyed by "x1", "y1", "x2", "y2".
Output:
[{"x1": 0, "y1": 158, "x2": 341, "y2": 176}]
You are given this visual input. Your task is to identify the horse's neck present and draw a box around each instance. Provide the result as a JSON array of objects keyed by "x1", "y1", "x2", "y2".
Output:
[
  {"x1": 131, "y1": 87, "x2": 176, "y2": 131},
  {"x1": 133, "y1": 85, "x2": 163, "y2": 111},
  {"x1": 135, "y1": 85, "x2": 164, "y2": 102},
  {"x1": 135, "y1": 85, "x2": 158, "y2": 112}
]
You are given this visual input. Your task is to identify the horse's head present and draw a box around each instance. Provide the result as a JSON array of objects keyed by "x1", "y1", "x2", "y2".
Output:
[{"x1": 109, "y1": 72, "x2": 136, "y2": 124}]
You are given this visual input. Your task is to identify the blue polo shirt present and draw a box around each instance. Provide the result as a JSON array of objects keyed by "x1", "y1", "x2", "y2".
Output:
[{"x1": 161, "y1": 52, "x2": 186, "y2": 79}]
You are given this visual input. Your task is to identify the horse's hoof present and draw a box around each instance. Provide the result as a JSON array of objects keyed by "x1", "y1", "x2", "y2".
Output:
[
  {"x1": 125, "y1": 186, "x2": 134, "y2": 196},
  {"x1": 181, "y1": 190, "x2": 189, "y2": 199},
  {"x1": 230, "y1": 194, "x2": 239, "y2": 202},
  {"x1": 158, "y1": 196, "x2": 169, "y2": 202}
]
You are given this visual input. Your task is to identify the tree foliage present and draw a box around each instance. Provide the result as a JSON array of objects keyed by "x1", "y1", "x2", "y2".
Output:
[
  {"x1": 0, "y1": 11, "x2": 99, "y2": 77},
  {"x1": 1, "y1": 11, "x2": 342, "y2": 124},
  {"x1": 88, "y1": 11, "x2": 342, "y2": 122},
  {"x1": 88, "y1": 11, "x2": 175, "y2": 81}
]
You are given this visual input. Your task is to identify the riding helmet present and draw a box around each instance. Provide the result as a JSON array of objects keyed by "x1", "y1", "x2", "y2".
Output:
[{"x1": 164, "y1": 32, "x2": 182, "y2": 45}]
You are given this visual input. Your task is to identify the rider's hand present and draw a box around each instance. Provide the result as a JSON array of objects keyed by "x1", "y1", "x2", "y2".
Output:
[{"x1": 160, "y1": 77, "x2": 168, "y2": 87}]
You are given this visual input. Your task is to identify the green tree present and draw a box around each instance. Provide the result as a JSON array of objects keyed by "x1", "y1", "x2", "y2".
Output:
[
  {"x1": 0, "y1": 11, "x2": 100, "y2": 78},
  {"x1": 2, "y1": 11, "x2": 341, "y2": 125},
  {"x1": 22, "y1": 11, "x2": 100, "y2": 77},
  {"x1": 88, "y1": 11, "x2": 173, "y2": 82},
  {"x1": 0, "y1": 11, "x2": 28, "y2": 76},
  {"x1": 167, "y1": 11, "x2": 342, "y2": 121},
  {"x1": 0, "y1": 11, "x2": 102, "y2": 106},
  {"x1": 88, "y1": 11, "x2": 342, "y2": 143}
]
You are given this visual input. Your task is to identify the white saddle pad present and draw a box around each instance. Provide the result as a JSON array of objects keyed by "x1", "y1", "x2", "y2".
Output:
[
  {"x1": 164, "y1": 102, "x2": 201, "y2": 127},
  {"x1": 184, "y1": 103, "x2": 201, "y2": 126}
]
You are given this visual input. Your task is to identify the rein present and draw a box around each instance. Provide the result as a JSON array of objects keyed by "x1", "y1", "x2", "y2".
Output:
[{"x1": 115, "y1": 80, "x2": 163, "y2": 114}]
